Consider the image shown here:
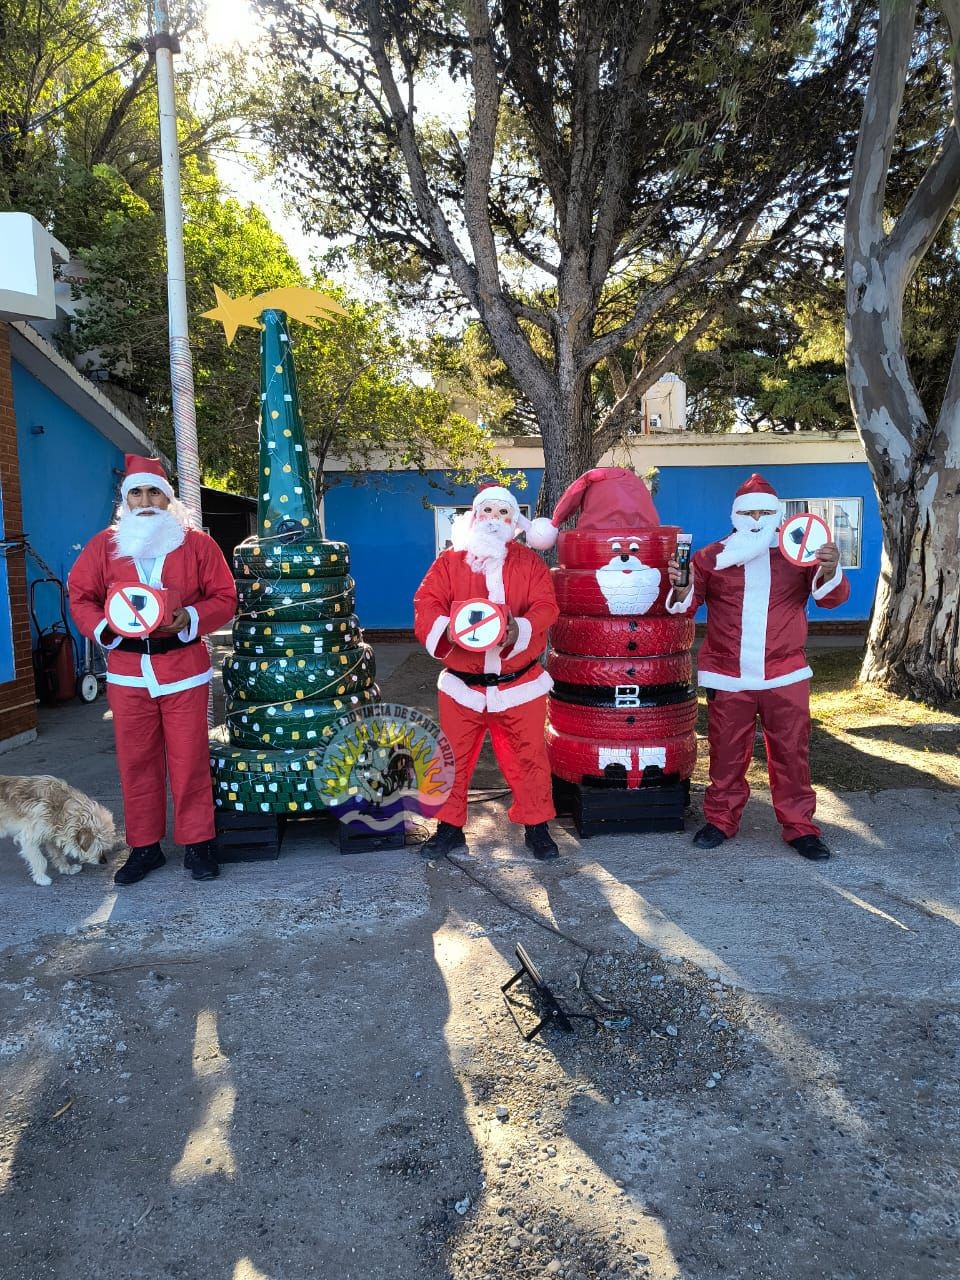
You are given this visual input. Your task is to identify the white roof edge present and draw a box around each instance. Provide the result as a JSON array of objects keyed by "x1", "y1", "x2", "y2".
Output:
[{"x1": 8, "y1": 321, "x2": 171, "y2": 468}]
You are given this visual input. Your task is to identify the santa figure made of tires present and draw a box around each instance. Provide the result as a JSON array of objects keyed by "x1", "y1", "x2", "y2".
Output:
[{"x1": 529, "y1": 467, "x2": 697, "y2": 790}]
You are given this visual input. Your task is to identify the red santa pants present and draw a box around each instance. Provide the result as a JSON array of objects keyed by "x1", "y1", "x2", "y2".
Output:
[
  {"x1": 436, "y1": 690, "x2": 555, "y2": 828},
  {"x1": 107, "y1": 682, "x2": 216, "y2": 847},
  {"x1": 703, "y1": 680, "x2": 820, "y2": 843}
]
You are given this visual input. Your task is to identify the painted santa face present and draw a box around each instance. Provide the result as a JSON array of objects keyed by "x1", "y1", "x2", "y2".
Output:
[
  {"x1": 595, "y1": 537, "x2": 661, "y2": 616},
  {"x1": 476, "y1": 501, "x2": 514, "y2": 527}
]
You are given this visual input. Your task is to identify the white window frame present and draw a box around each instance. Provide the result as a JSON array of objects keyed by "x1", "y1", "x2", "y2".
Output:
[
  {"x1": 781, "y1": 496, "x2": 862, "y2": 568},
  {"x1": 434, "y1": 504, "x2": 531, "y2": 556}
]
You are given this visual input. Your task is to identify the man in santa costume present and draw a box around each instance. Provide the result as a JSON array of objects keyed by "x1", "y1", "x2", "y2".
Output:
[
  {"x1": 414, "y1": 485, "x2": 561, "y2": 859},
  {"x1": 68, "y1": 456, "x2": 236, "y2": 884},
  {"x1": 666, "y1": 473, "x2": 848, "y2": 860}
]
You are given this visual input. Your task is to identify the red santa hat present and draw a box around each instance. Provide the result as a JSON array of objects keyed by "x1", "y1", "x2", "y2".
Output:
[
  {"x1": 525, "y1": 467, "x2": 660, "y2": 549},
  {"x1": 120, "y1": 454, "x2": 174, "y2": 502},
  {"x1": 731, "y1": 473, "x2": 780, "y2": 517}
]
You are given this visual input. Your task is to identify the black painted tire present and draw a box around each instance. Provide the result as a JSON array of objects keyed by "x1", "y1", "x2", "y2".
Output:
[
  {"x1": 225, "y1": 686, "x2": 380, "y2": 749},
  {"x1": 546, "y1": 695, "x2": 698, "y2": 740},
  {"x1": 556, "y1": 526, "x2": 679, "y2": 571},
  {"x1": 550, "y1": 614, "x2": 695, "y2": 658},
  {"x1": 222, "y1": 646, "x2": 376, "y2": 702},
  {"x1": 233, "y1": 538, "x2": 349, "y2": 579},
  {"x1": 232, "y1": 616, "x2": 362, "y2": 656},
  {"x1": 551, "y1": 566, "x2": 671, "y2": 618},
  {"x1": 235, "y1": 577, "x2": 355, "y2": 621},
  {"x1": 546, "y1": 724, "x2": 698, "y2": 785},
  {"x1": 546, "y1": 650, "x2": 692, "y2": 689}
]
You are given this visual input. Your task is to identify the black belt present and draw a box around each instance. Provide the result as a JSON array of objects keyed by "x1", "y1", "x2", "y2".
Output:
[
  {"x1": 116, "y1": 634, "x2": 201, "y2": 655},
  {"x1": 448, "y1": 658, "x2": 541, "y2": 688}
]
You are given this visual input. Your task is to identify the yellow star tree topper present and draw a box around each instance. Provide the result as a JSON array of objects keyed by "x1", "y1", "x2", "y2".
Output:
[{"x1": 202, "y1": 284, "x2": 348, "y2": 344}]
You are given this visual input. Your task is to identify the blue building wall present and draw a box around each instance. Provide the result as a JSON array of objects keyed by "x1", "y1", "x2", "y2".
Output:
[
  {"x1": 12, "y1": 359, "x2": 122, "y2": 643},
  {"x1": 0, "y1": 483, "x2": 14, "y2": 682},
  {"x1": 324, "y1": 460, "x2": 880, "y2": 629}
]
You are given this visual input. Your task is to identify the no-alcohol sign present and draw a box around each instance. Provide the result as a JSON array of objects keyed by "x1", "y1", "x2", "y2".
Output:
[
  {"x1": 778, "y1": 513, "x2": 831, "y2": 566},
  {"x1": 105, "y1": 582, "x2": 166, "y2": 637},
  {"x1": 450, "y1": 598, "x2": 507, "y2": 652}
]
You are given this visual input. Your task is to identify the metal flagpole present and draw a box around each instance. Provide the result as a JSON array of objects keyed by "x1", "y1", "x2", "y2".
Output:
[{"x1": 147, "y1": 2, "x2": 213, "y2": 725}]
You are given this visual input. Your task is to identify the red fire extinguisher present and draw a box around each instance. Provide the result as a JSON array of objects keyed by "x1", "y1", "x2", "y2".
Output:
[{"x1": 30, "y1": 578, "x2": 78, "y2": 705}]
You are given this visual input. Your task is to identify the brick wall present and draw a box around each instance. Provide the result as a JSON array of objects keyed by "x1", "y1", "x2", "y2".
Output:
[{"x1": 0, "y1": 322, "x2": 38, "y2": 742}]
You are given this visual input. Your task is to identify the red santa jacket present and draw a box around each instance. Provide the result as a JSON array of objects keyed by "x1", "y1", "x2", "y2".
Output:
[
  {"x1": 68, "y1": 528, "x2": 237, "y2": 698},
  {"x1": 666, "y1": 539, "x2": 849, "y2": 691},
  {"x1": 414, "y1": 542, "x2": 559, "y2": 712}
]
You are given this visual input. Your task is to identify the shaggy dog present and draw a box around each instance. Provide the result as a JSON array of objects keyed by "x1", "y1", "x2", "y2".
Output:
[{"x1": 0, "y1": 775, "x2": 118, "y2": 886}]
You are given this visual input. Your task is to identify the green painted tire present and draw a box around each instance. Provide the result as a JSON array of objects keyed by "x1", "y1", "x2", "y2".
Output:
[
  {"x1": 225, "y1": 686, "x2": 381, "y2": 749},
  {"x1": 233, "y1": 538, "x2": 349, "y2": 579},
  {"x1": 235, "y1": 575, "x2": 355, "y2": 621},
  {"x1": 232, "y1": 615, "x2": 363, "y2": 656},
  {"x1": 222, "y1": 646, "x2": 376, "y2": 702},
  {"x1": 212, "y1": 772, "x2": 323, "y2": 815}
]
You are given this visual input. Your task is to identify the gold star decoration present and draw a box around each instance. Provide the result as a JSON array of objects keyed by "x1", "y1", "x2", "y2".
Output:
[{"x1": 202, "y1": 285, "x2": 348, "y2": 344}]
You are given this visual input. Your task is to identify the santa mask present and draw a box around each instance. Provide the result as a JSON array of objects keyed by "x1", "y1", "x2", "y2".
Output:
[
  {"x1": 113, "y1": 499, "x2": 190, "y2": 560},
  {"x1": 714, "y1": 508, "x2": 781, "y2": 570}
]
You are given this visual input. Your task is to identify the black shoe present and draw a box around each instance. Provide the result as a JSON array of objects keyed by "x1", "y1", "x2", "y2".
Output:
[
  {"x1": 184, "y1": 841, "x2": 220, "y2": 880},
  {"x1": 692, "y1": 822, "x2": 729, "y2": 850},
  {"x1": 421, "y1": 822, "x2": 467, "y2": 857},
  {"x1": 789, "y1": 835, "x2": 831, "y2": 861},
  {"x1": 524, "y1": 823, "x2": 560, "y2": 860},
  {"x1": 114, "y1": 843, "x2": 165, "y2": 885}
]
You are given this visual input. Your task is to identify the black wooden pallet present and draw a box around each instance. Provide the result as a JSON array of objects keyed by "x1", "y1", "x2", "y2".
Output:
[
  {"x1": 215, "y1": 809, "x2": 286, "y2": 861},
  {"x1": 553, "y1": 774, "x2": 689, "y2": 838}
]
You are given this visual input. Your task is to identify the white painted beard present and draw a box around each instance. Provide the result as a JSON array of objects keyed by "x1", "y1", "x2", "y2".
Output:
[
  {"x1": 464, "y1": 518, "x2": 512, "y2": 574},
  {"x1": 714, "y1": 512, "x2": 780, "y2": 570},
  {"x1": 112, "y1": 502, "x2": 188, "y2": 560}
]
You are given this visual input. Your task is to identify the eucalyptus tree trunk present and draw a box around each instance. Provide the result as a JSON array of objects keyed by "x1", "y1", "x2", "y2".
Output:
[{"x1": 845, "y1": 0, "x2": 960, "y2": 702}]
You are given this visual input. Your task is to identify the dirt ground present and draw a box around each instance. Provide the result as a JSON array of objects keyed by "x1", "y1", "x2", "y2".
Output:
[{"x1": 0, "y1": 645, "x2": 958, "y2": 1280}]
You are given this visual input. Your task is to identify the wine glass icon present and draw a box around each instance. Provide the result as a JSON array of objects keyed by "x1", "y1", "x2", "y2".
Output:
[{"x1": 466, "y1": 607, "x2": 485, "y2": 642}]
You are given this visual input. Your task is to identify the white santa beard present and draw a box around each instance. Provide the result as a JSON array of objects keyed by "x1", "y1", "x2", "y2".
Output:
[
  {"x1": 595, "y1": 560, "x2": 661, "y2": 615},
  {"x1": 112, "y1": 504, "x2": 187, "y2": 559},
  {"x1": 464, "y1": 518, "x2": 511, "y2": 573},
  {"x1": 714, "y1": 512, "x2": 780, "y2": 570}
]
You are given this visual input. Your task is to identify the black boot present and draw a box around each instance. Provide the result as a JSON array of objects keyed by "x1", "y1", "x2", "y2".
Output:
[
  {"x1": 524, "y1": 823, "x2": 560, "y2": 860},
  {"x1": 184, "y1": 841, "x2": 220, "y2": 881},
  {"x1": 114, "y1": 842, "x2": 165, "y2": 886},
  {"x1": 789, "y1": 834, "x2": 831, "y2": 861},
  {"x1": 692, "y1": 822, "x2": 729, "y2": 849},
  {"x1": 421, "y1": 821, "x2": 467, "y2": 857}
]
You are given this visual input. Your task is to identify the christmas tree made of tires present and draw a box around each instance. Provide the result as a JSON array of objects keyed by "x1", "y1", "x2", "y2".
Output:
[{"x1": 209, "y1": 307, "x2": 379, "y2": 817}]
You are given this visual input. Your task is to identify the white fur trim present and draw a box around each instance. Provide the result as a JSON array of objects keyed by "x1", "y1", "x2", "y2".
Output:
[
  {"x1": 106, "y1": 666, "x2": 213, "y2": 698},
  {"x1": 811, "y1": 564, "x2": 843, "y2": 600},
  {"x1": 732, "y1": 493, "x2": 779, "y2": 516},
  {"x1": 526, "y1": 517, "x2": 558, "y2": 550},
  {"x1": 504, "y1": 616, "x2": 532, "y2": 658},
  {"x1": 483, "y1": 644, "x2": 502, "y2": 675},
  {"x1": 697, "y1": 665, "x2": 812, "y2": 692},
  {"x1": 179, "y1": 605, "x2": 200, "y2": 643},
  {"x1": 739, "y1": 551, "x2": 771, "y2": 684},
  {"x1": 665, "y1": 587, "x2": 694, "y2": 614},
  {"x1": 425, "y1": 615, "x2": 450, "y2": 657},
  {"x1": 121, "y1": 471, "x2": 174, "y2": 501},
  {"x1": 437, "y1": 666, "x2": 552, "y2": 713},
  {"x1": 94, "y1": 618, "x2": 123, "y2": 650},
  {"x1": 486, "y1": 668, "x2": 552, "y2": 712},
  {"x1": 473, "y1": 486, "x2": 519, "y2": 514},
  {"x1": 484, "y1": 561, "x2": 506, "y2": 604}
]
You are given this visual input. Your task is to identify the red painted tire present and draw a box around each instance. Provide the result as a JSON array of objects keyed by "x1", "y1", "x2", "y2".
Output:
[
  {"x1": 546, "y1": 725, "x2": 698, "y2": 785},
  {"x1": 557, "y1": 526, "x2": 679, "y2": 570},
  {"x1": 550, "y1": 614, "x2": 695, "y2": 657},
  {"x1": 547, "y1": 696, "x2": 698, "y2": 740},
  {"x1": 552, "y1": 566, "x2": 672, "y2": 618},
  {"x1": 547, "y1": 650, "x2": 692, "y2": 688}
]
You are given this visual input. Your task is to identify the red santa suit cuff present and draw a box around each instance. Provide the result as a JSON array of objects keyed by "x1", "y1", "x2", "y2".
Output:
[
  {"x1": 425, "y1": 616, "x2": 450, "y2": 656},
  {"x1": 811, "y1": 565, "x2": 843, "y2": 600},
  {"x1": 94, "y1": 618, "x2": 123, "y2": 650},
  {"x1": 503, "y1": 616, "x2": 532, "y2": 658},
  {"x1": 665, "y1": 587, "x2": 695, "y2": 614},
  {"x1": 178, "y1": 606, "x2": 200, "y2": 643}
]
